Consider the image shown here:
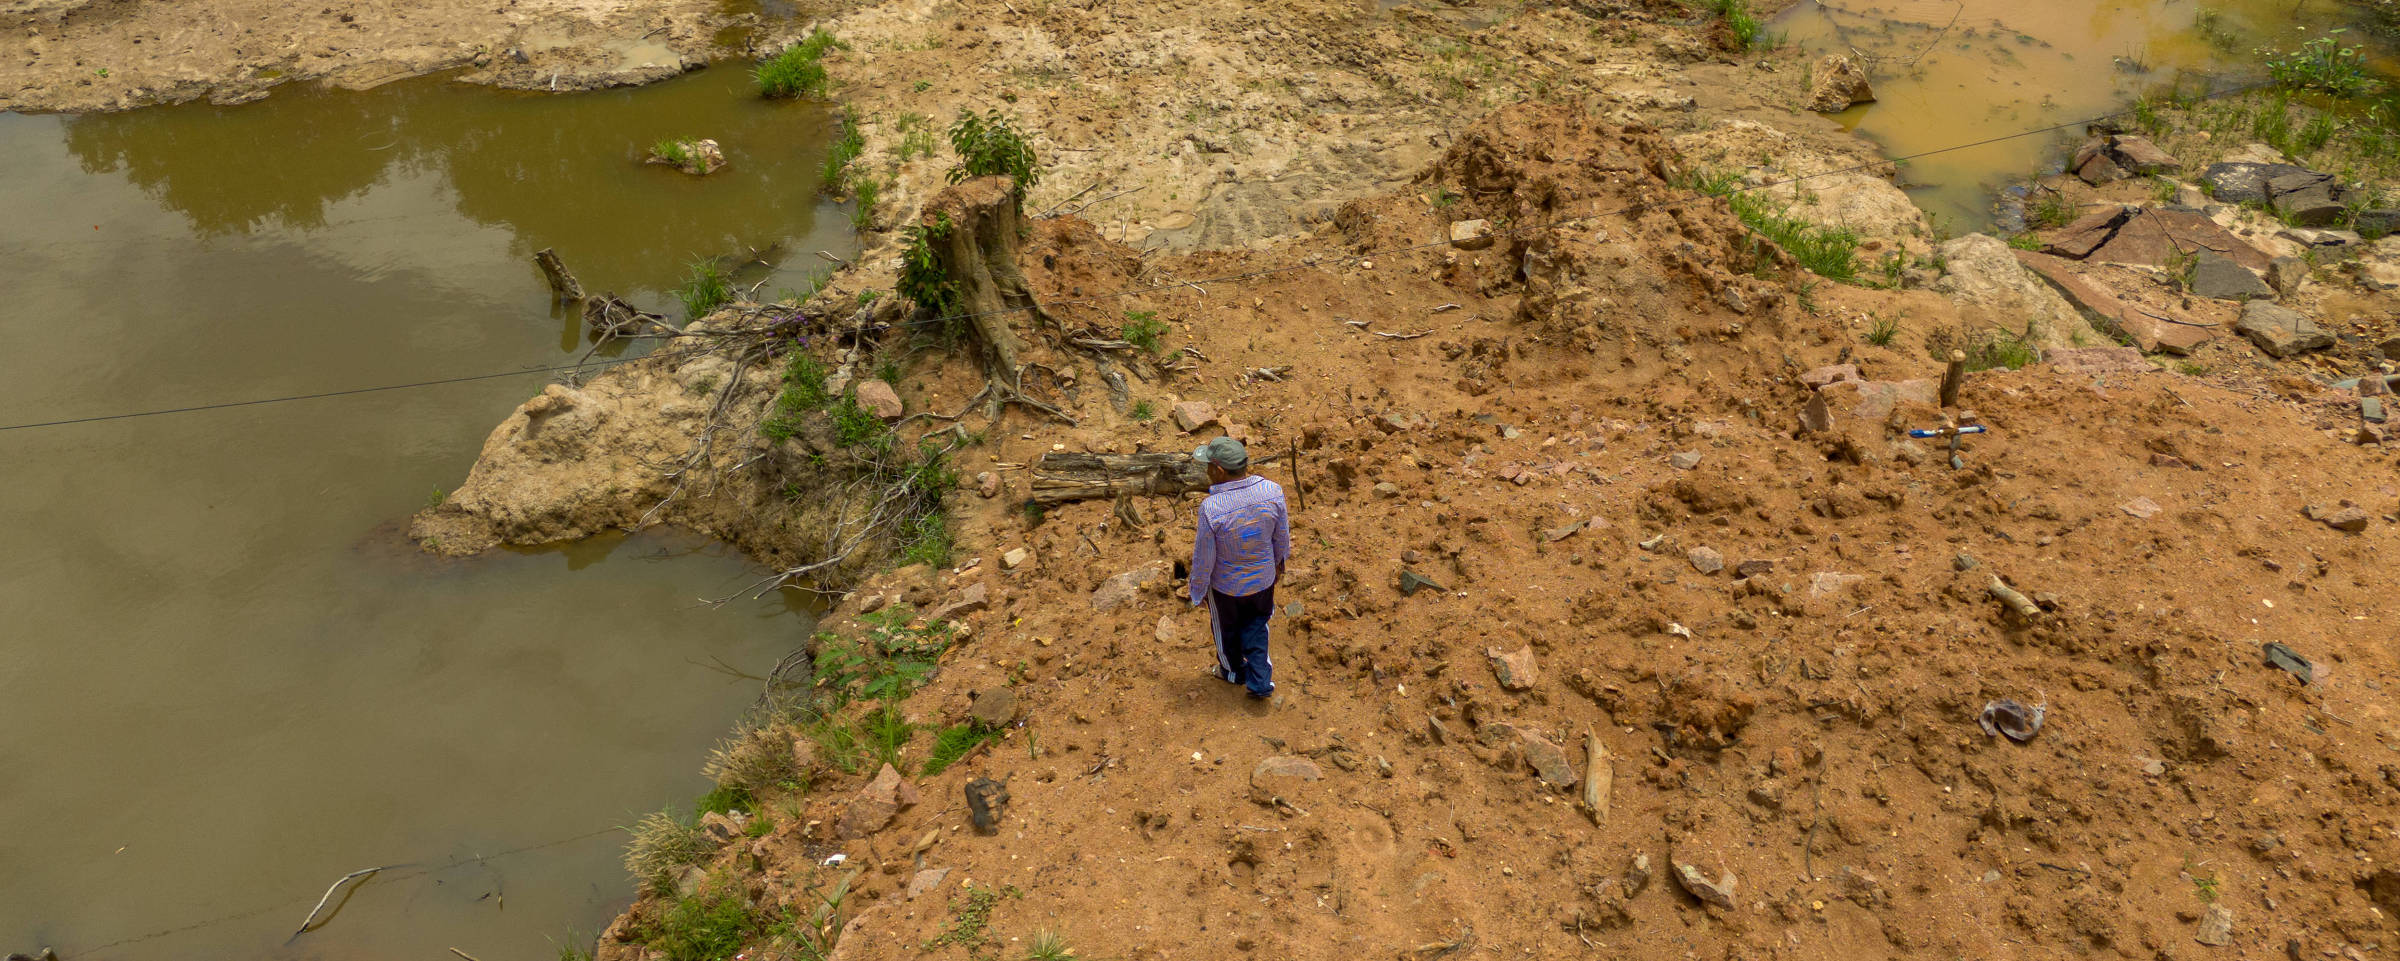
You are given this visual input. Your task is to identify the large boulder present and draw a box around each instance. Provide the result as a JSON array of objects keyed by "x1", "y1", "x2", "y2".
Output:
[
  {"x1": 1806, "y1": 55, "x2": 1875, "y2": 112},
  {"x1": 2237, "y1": 301, "x2": 2333, "y2": 358},
  {"x1": 1932, "y1": 234, "x2": 2095, "y2": 346},
  {"x1": 2188, "y1": 251, "x2": 2273, "y2": 301},
  {"x1": 2202, "y1": 162, "x2": 2316, "y2": 205}
]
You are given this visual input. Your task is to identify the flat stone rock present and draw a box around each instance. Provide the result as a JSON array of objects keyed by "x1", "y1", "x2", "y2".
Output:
[
  {"x1": 1799, "y1": 378, "x2": 1940, "y2": 433},
  {"x1": 1672, "y1": 858, "x2": 1737, "y2": 909},
  {"x1": 1810, "y1": 571, "x2": 1864, "y2": 597},
  {"x1": 2201, "y1": 162, "x2": 2314, "y2": 205},
  {"x1": 1734, "y1": 559, "x2": 1774, "y2": 578},
  {"x1": 1091, "y1": 561, "x2": 1170, "y2": 612},
  {"x1": 1686, "y1": 546, "x2": 1724, "y2": 574},
  {"x1": 2311, "y1": 504, "x2": 2370, "y2": 532},
  {"x1": 2120, "y1": 496, "x2": 2161, "y2": 519},
  {"x1": 2194, "y1": 903, "x2": 2234, "y2": 946},
  {"x1": 969, "y1": 687, "x2": 1018, "y2": 727},
  {"x1": 1669, "y1": 451, "x2": 1702, "y2": 470},
  {"x1": 2014, "y1": 251, "x2": 2215, "y2": 354},
  {"x1": 1800, "y1": 363, "x2": 1861, "y2": 389},
  {"x1": 1171, "y1": 401, "x2": 1220, "y2": 432},
  {"x1": 1001, "y1": 547, "x2": 1030, "y2": 570},
  {"x1": 2353, "y1": 209, "x2": 2400, "y2": 236},
  {"x1": 2236, "y1": 301, "x2": 2332, "y2": 358},
  {"x1": 1487, "y1": 645, "x2": 1539, "y2": 690},
  {"x1": 1251, "y1": 755, "x2": 1323, "y2": 787},
  {"x1": 906, "y1": 867, "x2": 952, "y2": 900},
  {"x1": 2274, "y1": 183, "x2": 2349, "y2": 227},
  {"x1": 2110, "y1": 135, "x2": 2179, "y2": 174},
  {"x1": 2266, "y1": 256, "x2": 2307, "y2": 296},
  {"x1": 927, "y1": 581, "x2": 989, "y2": 622},
  {"x1": 2090, "y1": 208, "x2": 2269, "y2": 272},
  {"x1": 1517, "y1": 729, "x2": 1578, "y2": 787},
  {"x1": 854, "y1": 378, "x2": 904, "y2": 420},
  {"x1": 2188, "y1": 251, "x2": 2272, "y2": 301},
  {"x1": 1448, "y1": 219, "x2": 1495, "y2": 250},
  {"x1": 2040, "y1": 205, "x2": 2131, "y2": 259},
  {"x1": 2076, "y1": 152, "x2": 2127, "y2": 185}
]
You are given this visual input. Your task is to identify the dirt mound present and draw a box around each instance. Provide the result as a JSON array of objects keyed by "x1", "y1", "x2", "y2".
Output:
[{"x1": 522, "y1": 101, "x2": 2400, "y2": 961}]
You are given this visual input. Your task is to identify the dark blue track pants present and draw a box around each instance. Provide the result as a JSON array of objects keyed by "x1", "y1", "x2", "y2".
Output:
[{"x1": 1209, "y1": 586, "x2": 1276, "y2": 697}]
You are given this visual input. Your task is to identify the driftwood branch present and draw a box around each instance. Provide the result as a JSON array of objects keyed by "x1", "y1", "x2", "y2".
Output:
[
  {"x1": 289, "y1": 864, "x2": 407, "y2": 940},
  {"x1": 1987, "y1": 576, "x2": 2041, "y2": 619},
  {"x1": 534, "y1": 248, "x2": 584, "y2": 303}
]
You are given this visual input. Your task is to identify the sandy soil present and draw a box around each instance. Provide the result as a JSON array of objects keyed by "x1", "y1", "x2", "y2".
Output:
[
  {"x1": 413, "y1": 91, "x2": 2400, "y2": 959},
  {"x1": 0, "y1": 0, "x2": 732, "y2": 112}
]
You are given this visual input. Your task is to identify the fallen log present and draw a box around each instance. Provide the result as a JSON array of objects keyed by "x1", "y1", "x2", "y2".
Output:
[
  {"x1": 534, "y1": 248, "x2": 585, "y2": 303},
  {"x1": 1027, "y1": 451, "x2": 1279, "y2": 505}
]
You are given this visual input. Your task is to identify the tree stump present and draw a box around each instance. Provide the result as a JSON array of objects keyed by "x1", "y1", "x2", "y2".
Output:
[{"x1": 920, "y1": 176, "x2": 1049, "y2": 378}]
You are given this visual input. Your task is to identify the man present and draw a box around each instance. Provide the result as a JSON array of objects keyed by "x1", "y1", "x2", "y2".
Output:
[{"x1": 1188, "y1": 437, "x2": 1291, "y2": 700}]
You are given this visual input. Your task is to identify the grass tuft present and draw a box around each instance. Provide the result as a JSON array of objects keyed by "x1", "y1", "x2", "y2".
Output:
[
  {"x1": 622, "y1": 811, "x2": 714, "y2": 893},
  {"x1": 754, "y1": 28, "x2": 846, "y2": 99},
  {"x1": 1684, "y1": 168, "x2": 1860, "y2": 282},
  {"x1": 675, "y1": 258, "x2": 733, "y2": 320}
]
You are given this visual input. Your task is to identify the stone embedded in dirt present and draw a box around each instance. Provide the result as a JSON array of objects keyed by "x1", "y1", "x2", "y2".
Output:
[
  {"x1": 2282, "y1": 227, "x2": 2362, "y2": 249},
  {"x1": 2151, "y1": 453, "x2": 2189, "y2": 469},
  {"x1": 1487, "y1": 645, "x2": 1539, "y2": 690},
  {"x1": 2040, "y1": 206, "x2": 2132, "y2": 260},
  {"x1": 1624, "y1": 854, "x2": 1653, "y2": 897},
  {"x1": 838, "y1": 763, "x2": 921, "y2": 839},
  {"x1": 2201, "y1": 161, "x2": 2316, "y2": 205},
  {"x1": 865, "y1": 762, "x2": 920, "y2": 808},
  {"x1": 1954, "y1": 553, "x2": 1979, "y2": 571},
  {"x1": 1398, "y1": 570, "x2": 1446, "y2": 596},
  {"x1": 1155, "y1": 614, "x2": 1177, "y2": 643},
  {"x1": 2194, "y1": 903, "x2": 2234, "y2": 946},
  {"x1": 2266, "y1": 256, "x2": 2308, "y2": 297},
  {"x1": 927, "y1": 581, "x2": 988, "y2": 622},
  {"x1": 1686, "y1": 546, "x2": 1724, "y2": 574},
  {"x1": 1373, "y1": 411, "x2": 1421, "y2": 434},
  {"x1": 969, "y1": 687, "x2": 1018, "y2": 728},
  {"x1": 1798, "y1": 378, "x2": 1941, "y2": 434},
  {"x1": 1517, "y1": 729, "x2": 1578, "y2": 788},
  {"x1": 1799, "y1": 364, "x2": 1859, "y2": 389},
  {"x1": 1805, "y1": 54, "x2": 1874, "y2": 113},
  {"x1": 1669, "y1": 451, "x2": 1702, "y2": 470},
  {"x1": 1172, "y1": 401, "x2": 1220, "y2": 432},
  {"x1": 2109, "y1": 135, "x2": 2179, "y2": 175},
  {"x1": 2309, "y1": 504, "x2": 2370, "y2": 533},
  {"x1": 2268, "y1": 171, "x2": 2348, "y2": 226},
  {"x1": 1251, "y1": 755, "x2": 1324, "y2": 787},
  {"x1": 1001, "y1": 547, "x2": 1030, "y2": 570},
  {"x1": 1373, "y1": 481, "x2": 1400, "y2": 498},
  {"x1": 1671, "y1": 858, "x2": 1737, "y2": 910},
  {"x1": 2120, "y1": 497, "x2": 2161, "y2": 519},
  {"x1": 906, "y1": 867, "x2": 952, "y2": 900},
  {"x1": 2076, "y1": 151, "x2": 2128, "y2": 185},
  {"x1": 1810, "y1": 571, "x2": 1864, "y2": 598},
  {"x1": 2091, "y1": 208, "x2": 2272, "y2": 272},
  {"x1": 700, "y1": 810, "x2": 746, "y2": 844},
  {"x1": 853, "y1": 379, "x2": 903, "y2": 420},
  {"x1": 2361, "y1": 260, "x2": 2400, "y2": 293},
  {"x1": 975, "y1": 471, "x2": 1001, "y2": 498},
  {"x1": 1091, "y1": 561, "x2": 1170, "y2": 612},
  {"x1": 1448, "y1": 219, "x2": 1495, "y2": 250},
  {"x1": 2014, "y1": 251, "x2": 2215, "y2": 354},
  {"x1": 2236, "y1": 301, "x2": 2333, "y2": 359},
  {"x1": 1735, "y1": 559, "x2": 1773, "y2": 578},
  {"x1": 2189, "y1": 252, "x2": 2272, "y2": 302}
]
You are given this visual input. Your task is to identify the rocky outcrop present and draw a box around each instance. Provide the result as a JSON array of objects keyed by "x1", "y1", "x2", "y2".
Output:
[
  {"x1": 1806, "y1": 55, "x2": 1874, "y2": 112},
  {"x1": 1932, "y1": 234, "x2": 2096, "y2": 347}
]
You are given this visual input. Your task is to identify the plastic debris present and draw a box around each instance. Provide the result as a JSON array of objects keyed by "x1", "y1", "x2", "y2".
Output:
[
  {"x1": 821, "y1": 853, "x2": 847, "y2": 867},
  {"x1": 1978, "y1": 699, "x2": 2046, "y2": 743}
]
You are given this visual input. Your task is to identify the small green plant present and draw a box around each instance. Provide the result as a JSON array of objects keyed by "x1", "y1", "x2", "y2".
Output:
[
  {"x1": 858, "y1": 289, "x2": 883, "y2": 306},
  {"x1": 899, "y1": 213, "x2": 965, "y2": 330},
  {"x1": 878, "y1": 358, "x2": 902, "y2": 385},
  {"x1": 692, "y1": 783, "x2": 753, "y2": 819},
  {"x1": 2193, "y1": 872, "x2": 2221, "y2": 902},
  {"x1": 864, "y1": 699, "x2": 915, "y2": 771},
  {"x1": 652, "y1": 139, "x2": 693, "y2": 169},
  {"x1": 755, "y1": 28, "x2": 846, "y2": 98},
  {"x1": 896, "y1": 503, "x2": 956, "y2": 568},
  {"x1": 850, "y1": 177, "x2": 881, "y2": 231},
  {"x1": 761, "y1": 350, "x2": 834, "y2": 442},
  {"x1": 2175, "y1": 360, "x2": 2210, "y2": 376},
  {"x1": 649, "y1": 872, "x2": 765, "y2": 961},
  {"x1": 1927, "y1": 321, "x2": 2039, "y2": 372},
  {"x1": 622, "y1": 811, "x2": 714, "y2": 892},
  {"x1": 924, "y1": 721, "x2": 1003, "y2": 776},
  {"x1": 2005, "y1": 232, "x2": 2042, "y2": 251},
  {"x1": 831, "y1": 395, "x2": 891, "y2": 451},
  {"x1": 427, "y1": 488, "x2": 446, "y2": 508},
  {"x1": 2024, "y1": 189, "x2": 2077, "y2": 229},
  {"x1": 821, "y1": 112, "x2": 866, "y2": 195},
  {"x1": 1431, "y1": 188, "x2": 1460, "y2": 208},
  {"x1": 552, "y1": 934, "x2": 596, "y2": 961},
  {"x1": 2131, "y1": 96, "x2": 2165, "y2": 135},
  {"x1": 947, "y1": 109, "x2": 1042, "y2": 198},
  {"x1": 1864, "y1": 312, "x2": 1901, "y2": 346},
  {"x1": 2260, "y1": 31, "x2": 2382, "y2": 99},
  {"x1": 1129, "y1": 400, "x2": 1156, "y2": 421},
  {"x1": 1709, "y1": 0, "x2": 1766, "y2": 51},
  {"x1": 897, "y1": 112, "x2": 939, "y2": 160},
  {"x1": 924, "y1": 884, "x2": 1017, "y2": 955},
  {"x1": 94, "y1": 67, "x2": 109, "y2": 78},
  {"x1": 1121, "y1": 309, "x2": 1169, "y2": 353},
  {"x1": 1020, "y1": 501, "x2": 1047, "y2": 526},
  {"x1": 1025, "y1": 930, "x2": 1075, "y2": 961},
  {"x1": 675, "y1": 257, "x2": 733, "y2": 320},
  {"x1": 813, "y1": 605, "x2": 955, "y2": 709},
  {"x1": 914, "y1": 79, "x2": 932, "y2": 92}
]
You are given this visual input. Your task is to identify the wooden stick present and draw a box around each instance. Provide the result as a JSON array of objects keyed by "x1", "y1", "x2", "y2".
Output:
[
  {"x1": 290, "y1": 864, "x2": 403, "y2": 940},
  {"x1": 1939, "y1": 349, "x2": 1967, "y2": 408},
  {"x1": 1289, "y1": 439, "x2": 1306, "y2": 512},
  {"x1": 448, "y1": 949, "x2": 487, "y2": 961},
  {"x1": 1582, "y1": 728, "x2": 1612, "y2": 825}
]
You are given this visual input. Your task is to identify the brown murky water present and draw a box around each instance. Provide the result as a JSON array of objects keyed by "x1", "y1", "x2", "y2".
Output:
[
  {"x1": 0, "y1": 67, "x2": 853, "y2": 960},
  {"x1": 1776, "y1": 0, "x2": 2399, "y2": 228}
]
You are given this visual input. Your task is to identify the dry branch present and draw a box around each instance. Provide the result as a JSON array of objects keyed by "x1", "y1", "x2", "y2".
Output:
[{"x1": 1582, "y1": 728, "x2": 1612, "y2": 825}]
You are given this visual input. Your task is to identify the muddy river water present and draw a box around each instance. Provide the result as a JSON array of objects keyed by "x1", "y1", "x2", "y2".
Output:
[
  {"x1": 1776, "y1": 0, "x2": 2400, "y2": 227},
  {"x1": 0, "y1": 68, "x2": 851, "y2": 959}
]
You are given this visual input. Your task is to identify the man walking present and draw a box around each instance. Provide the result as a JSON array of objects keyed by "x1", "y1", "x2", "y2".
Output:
[{"x1": 1188, "y1": 437, "x2": 1290, "y2": 700}]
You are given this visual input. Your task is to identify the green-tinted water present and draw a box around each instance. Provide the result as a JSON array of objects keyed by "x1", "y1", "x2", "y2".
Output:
[
  {"x1": 0, "y1": 67, "x2": 853, "y2": 960},
  {"x1": 1774, "y1": 0, "x2": 2399, "y2": 228}
]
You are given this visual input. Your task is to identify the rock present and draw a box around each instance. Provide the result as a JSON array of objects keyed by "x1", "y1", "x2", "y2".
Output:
[
  {"x1": 2354, "y1": 208, "x2": 2400, "y2": 237},
  {"x1": 1373, "y1": 411, "x2": 1419, "y2": 433},
  {"x1": 1426, "y1": 714, "x2": 1454, "y2": 745},
  {"x1": 1669, "y1": 451, "x2": 1702, "y2": 470},
  {"x1": 1001, "y1": 547, "x2": 1030, "y2": 570},
  {"x1": 927, "y1": 581, "x2": 988, "y2": 621},
  {"x1": 1517, "y1": 729, "x2": 1578, "y2": 788},
  {"x1": 2283, "y1": 227, "x2": 2362, "y2": 249},
  {"x1": 2195, "y1": 903, "x2": 2234, "y2": 946},
  {"x1": 2110, "y1": 135, "x2": 2179, "y2": 174},
  {"x1": 837, "y1": 764, "x2": 920, "y2": 838},
  {"x1": 2014, "y1": 251, "x2": 2216, "y2": 354},
  {"x1": 969, "y1": 687, "x2": 1018, "y2": 727},
  {"x1": 1939, "y1": 233, "x2": 2108, "y2": 347},
  {"x1": 1672, "y1": 858, "x2": 1737, "y2": 909},
  {"x1": 1810, "y1": 571, "x2": 1864, "y2": 597},
  {"x1": 1806, "y1": 55, "x2": 1875, "y2": 112},
  {"x1": 2266, "y1": 256, "x2": 2308, "y2": 297},
  {"x1": 2151, "y1": 452, "x2": 2189, "y2": 468},
  {"x1": 1091, "y1": 561, "x2": 1170, "y2": 611},
  {"x1": 2380, "y1": 337, "x2": 2400, "y2": 361},
  {"x1": 1373, "y1": 481, "x2": 1400, "y2": 498},
  {"x1": 2038, "y1": 207, "x2": 2131, "y2": 259},
  {"x1": 2189, "y1": 251, "x2": 2272, "y2": 301},
  {"x1": 1686, "y1": 546, "x2": 1724, "y2": 574},
  {"x1": 700, "y1": 810, "x2": 747, "y2": 843},
  {"x1": 2311, "y1": 504, "x2": 2370, "y2": 532},
  {"x1": 1487, "y1": 645, "x2": 1540, "y2": 690},
  {"x1": 1799, "y1": 378, "x2": 1941, "y2": 434},
  {"x1": 1251, "y1": 755, "x2": 1324, "y2": 789},
  {"x1": 2091, "y1": 208, "x2": 2271, "y2": 271},
  {"x1": 1735, "y1": 559, "x2": 1773, "y2": 578},
  {"x1": 1624, "y1": 854, "x2": 1653, "y2": 896},
  {"x1": 2120, "y1": 496, "x2": 2161, "y2": 519},
  {"x1": 2201, "y1": 162, "x2": 2316, "y2": 205},
  {"x1": 854, "y1": 379, "x2": 904, "y2": 420},
  {"x1": 906, "y1": 867, "x2": 952, "y2": 900},
  {"x1": 1836, "y1": 866, "x2": 1884, "y2": 905},
  {"x1": 1172, "y1": 401, "x2": 1220, "y2": 432},
  {"x1": 2361, "y1": 261, "x2": 2400, "y2": 292},
  {"x1": 2076, "y1": 152, "x2": 2128, "y2": 185},
  {"x1": 1799, "y1": 364, "x2": 1860, "y2": 389},
  {"x1": 975, "y1": 471, "x2": 1001, "y2": 498},
  {"x1": 1954, "y1": 553, "x2": 1979, "y2": 571},
  {"x1": 2270, "y1": 176, "x2": 2348, "y2": 227},
  {"x1": 648, "y1": 137, "x2": 726, "y2": 175},
  {"x1": 1155, "y1": 614, "x2": 1177, "y2": 643},
  {"x1": 1398, "y1": 570, "x2": 1446, "y2": 596},
  {"x1": 673, "y1": 864, "x2": 710, "y2": 898},
  {"x1": 2236, "y1": 301, "x2": 2333, "y2": 358},
  {"x1": 1448, "y1": 219, "x2": 1495, "y2": 250}
]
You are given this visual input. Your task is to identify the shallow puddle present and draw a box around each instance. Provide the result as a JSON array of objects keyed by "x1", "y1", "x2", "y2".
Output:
[
  {"x1": 0, "y1": 67, "x2": 852, "y2": 959},
  {"x1": 1775, "y1": 0, "x2": 2399, "y2": 228}
]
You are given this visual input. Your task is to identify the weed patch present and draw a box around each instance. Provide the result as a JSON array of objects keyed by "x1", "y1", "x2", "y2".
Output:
[
  {"x1": 923, "y1": 721, "x2": 1003, "y2": 776},
  {"x1": 1121, "y1": 309, "x2": 1168, "y2": 353},
  {"x1": 1684, "y1": 168, "x2": 1860, "y2": 282},
  {"x1": 755, "y1": 28, "x2": 846, "y2": 99},
  {"x1": 622, "y1": 811, "x2": 714, "y2": 893},
  {"x1": 675, "y1": 258, "x2": 733, "y2": 320},
  {"x1": 947, "y1": 109, "x2": 1041, "y2": 198}
]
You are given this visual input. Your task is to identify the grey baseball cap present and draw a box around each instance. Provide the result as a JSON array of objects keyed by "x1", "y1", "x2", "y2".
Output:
[{"x1": 1192, "y1": 436, "x2": 1250, "y2": 470}]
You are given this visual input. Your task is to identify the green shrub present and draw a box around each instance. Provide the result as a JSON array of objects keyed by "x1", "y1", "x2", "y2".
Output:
[
  {"x1": 754, "y1": 28, "x2": 846, "y2": 98},
  {"x1": 947, "y1": 109, "x2": 1041, "y2": 197},
  {"x1": 897, "y1": 112, "x2": 939, "y2": 159},
  {"x1": 813, "y1": 606, "x2": 954, "y2": 710},
  {"x1": 650, "y1": 873, "x2": 765, "y2": 961},
  {"x1": 1864, "y1": 312, "x2": 1900, "y2": 346},
  {"x1": 821, "y1": 111, "x2": 866, "y2": 195},
  {"x1": 1121, "y1": 309, "x2": 1168, "y2": 353},
  {"x1": 760, "y1": 350, "x2": 832, "y2": 442},
  {"x1": 2261, "y1": 32, "x2": 2382, "y2": 98},
  {"x1": 2024, "y1": 189, "x2": 2077, "y2": 230},
  {"x1": 703, "y1": 723, "x2": 800, "y2": 798},
  {"x1": 850, "y1": 177, "x2": 880, "y2": 231},
  {"x1": 898, "y1": 213, "x2": 965, "y2": 329},
  {"x1": 1710, "y1": 0, "x2": 1766, "y2": 51},
  {"x1": 652, "y1": 139, "x2": 694, "y2": 169}
]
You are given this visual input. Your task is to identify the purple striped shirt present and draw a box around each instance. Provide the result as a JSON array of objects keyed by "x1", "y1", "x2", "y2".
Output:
[{"x1": 1190, "y1": 474, "x2": 1290, "y2": 604}]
